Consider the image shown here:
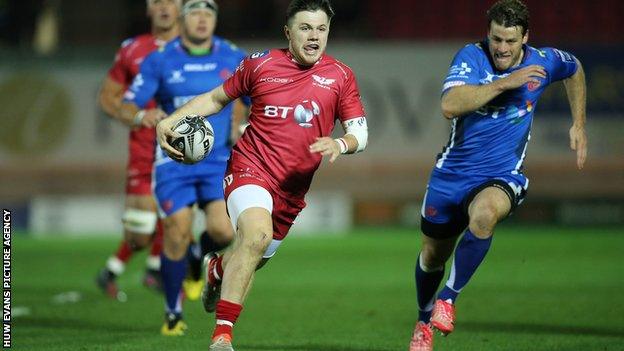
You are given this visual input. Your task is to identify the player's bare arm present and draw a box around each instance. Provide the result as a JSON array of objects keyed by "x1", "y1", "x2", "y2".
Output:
[
  {"x1": 118, "y1": 101, "x2": 167, "y2": 128},
  {"x1": 98, "y1": 77, "x2": 125, "y2": 119},
  {"x1": 156, "y1": 84, "x2": 232, "y2": 160},
  {"x1": 441, "y1": 64, "x2": 546, "y2": 119},
  {"x1": 309, "y1": 117, "x2": 368, "y2": 163},
  {"x1": 563, "y1": 58, "x2": 587, "y2": 169}
]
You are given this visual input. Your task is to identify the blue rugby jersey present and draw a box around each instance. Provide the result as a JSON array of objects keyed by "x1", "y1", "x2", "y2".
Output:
[
  {"x1": 435, "y1": 41, "x2": 578, "y2": 175},
  {"x1": 124, "y1": 36, "x2": 247, "y2": 171}
]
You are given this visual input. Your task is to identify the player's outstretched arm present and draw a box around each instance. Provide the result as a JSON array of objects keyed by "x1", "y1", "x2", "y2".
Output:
[
  {"x1": 441, "y1": 65, "x2": 546, "y2": 119},
  {"x1": 563, "y1": 58, "x2": 587, "y2": 170},
  {"x1": 98, "y1": 77, "x2": 124, "y2": 120},
  {"x1": 157, "y1": 85, "x2": 233, "y2": 160}
]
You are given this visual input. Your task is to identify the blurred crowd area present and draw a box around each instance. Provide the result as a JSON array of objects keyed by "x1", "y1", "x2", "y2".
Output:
[{"x1": 0, "y1": 0, "x2": 622, "y2": 53}]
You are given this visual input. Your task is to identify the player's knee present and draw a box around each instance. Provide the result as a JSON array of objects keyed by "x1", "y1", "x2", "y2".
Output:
[
  {"x1": 162, "y1": 223, "x2": 192, "y2": 257},
  {"x1": 469, "y1": 206, "x2": 498, "y2": 238},
  {"x1": 129, "y1": 233, "x2": 152, "y2": 250},
  {"x1": 122, "y1": 208, "x2": 157, "y2": 236},
  {"x1": 238, "y1": 225, "x2": 272, "y2": 257}
]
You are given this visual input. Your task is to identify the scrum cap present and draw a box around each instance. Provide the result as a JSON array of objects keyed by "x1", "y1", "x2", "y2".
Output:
[{"x1": 182, "y1": 0, "x2": 218, "y2": 16}]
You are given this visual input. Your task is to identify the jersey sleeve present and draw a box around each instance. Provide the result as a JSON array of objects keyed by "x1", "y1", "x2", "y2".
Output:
[
  {"x1": 107, "y1": 45, "x2": 129, "y2": 85},
  {"x1": 337, "y1": 68, "x2": 366, "y2": 122},
  {"x1": 442, "y1": 44, "x2": 482, "y2": 94},
  {"x1": 123, "y1": 52, "x2": 160, "y2": 109},
  {"x1": 542, "y1": 47, "x2": 578, "y2": 83},
  {"x1": 223, "y1": 52, "x2": 260, "y2": 100},
  {"x1": 235, "y1": 50, "x2": 252, "y2": 106}
]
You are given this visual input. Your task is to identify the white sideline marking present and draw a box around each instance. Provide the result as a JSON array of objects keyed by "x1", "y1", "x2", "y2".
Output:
[
  {"x1": 12, "y1": 306, "x2": 31, "y2": 318},
  {"x1": 51, "y1": 291, "x2": 82, "y2": 304}
]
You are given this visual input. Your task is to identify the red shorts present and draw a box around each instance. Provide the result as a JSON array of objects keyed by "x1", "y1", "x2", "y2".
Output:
[
  {"x1": 125, "y1": 127, "x2": 156, "y2": 195},
  {"x1": 223, "y1": 163, "x2": 305, "y2": 241}
]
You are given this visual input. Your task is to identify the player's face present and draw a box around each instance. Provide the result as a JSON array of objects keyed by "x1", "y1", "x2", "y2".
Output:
[
  {"x1": 285, "y1": 10, "x2": 330, "y2": 66},
  {"x1": 182, "y1": 9, "x2": 217, "y2": 43},
  {"x1": 487, "y1": 21, "x2": 528, "y2": 71},
  {"x1": 148, "y1": 0, "x2": 180, "y2": 31}
]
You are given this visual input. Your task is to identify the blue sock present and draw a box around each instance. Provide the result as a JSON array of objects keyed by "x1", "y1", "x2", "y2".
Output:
[
  {"x1": 415, "y1": 254, "x2": 445, "y2": 322},
  {"x1": 160, "y1": 253, "x2": 187, "y2": 315},
  {"x1": 438, "y1": 229, "x2": 492, "y2": 303}
]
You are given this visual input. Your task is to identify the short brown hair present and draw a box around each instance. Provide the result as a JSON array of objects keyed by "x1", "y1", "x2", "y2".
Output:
[
  {"x1": 487, "y1": 0, "x2": 530, "y2": 35},
  {"x1": 286, "y1": 0, "x2": 335, "y2": 26}
]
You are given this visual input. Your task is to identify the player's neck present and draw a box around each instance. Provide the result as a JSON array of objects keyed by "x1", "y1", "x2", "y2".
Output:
[
  {"x1": 182, "y1": 36, "x2": 213, "y2": 56},
  {"x1": 511, "y1": 48, "x2": 525, "y2": 68},
  {"x1": 152, "y1": 26, "x2": 179, "y2": 42}
]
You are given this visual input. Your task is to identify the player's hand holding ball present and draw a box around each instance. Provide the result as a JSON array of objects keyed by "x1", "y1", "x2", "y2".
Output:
[{"x1": 157, "y1": 115, "x2": 214, "y2": 164}]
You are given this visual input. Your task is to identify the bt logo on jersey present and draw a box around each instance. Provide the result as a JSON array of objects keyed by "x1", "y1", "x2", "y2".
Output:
[
  {"x1": 264, "y1": 105, "x2": 293, "y2": 119},
  {"x1": 263, "y1": 100, "x2": 321, "y2": 128}
]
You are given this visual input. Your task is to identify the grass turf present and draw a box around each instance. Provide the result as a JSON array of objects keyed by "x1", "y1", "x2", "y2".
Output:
[{"x1": 11, "y1": 226, "x2": 624, "y2": 350}]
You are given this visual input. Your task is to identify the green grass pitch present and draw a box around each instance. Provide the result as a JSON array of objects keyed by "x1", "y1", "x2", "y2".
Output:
[{"x1": 11, "y1": 226, "x2": 624, "y2": 350}]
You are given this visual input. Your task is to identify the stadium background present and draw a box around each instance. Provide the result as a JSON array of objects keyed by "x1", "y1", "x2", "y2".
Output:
[{"x1": 1, "y1": 1, "x2": 623, "y2": 350}]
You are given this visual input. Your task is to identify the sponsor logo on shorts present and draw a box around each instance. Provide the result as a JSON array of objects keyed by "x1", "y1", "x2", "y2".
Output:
[{"x1": 425, "y1": 206, "x2": 438, "y2": 217}]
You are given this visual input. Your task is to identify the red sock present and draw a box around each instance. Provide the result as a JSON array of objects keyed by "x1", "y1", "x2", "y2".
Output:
[
  {"x1": 149, "y1": 220, "x2": 164, "y2": 257},
  {"x1": 115, "y1": 240, "x2": 133, "y2": 263},
  {"x1": 213, "y1": 299, "x2": 243, "y2": 340}
]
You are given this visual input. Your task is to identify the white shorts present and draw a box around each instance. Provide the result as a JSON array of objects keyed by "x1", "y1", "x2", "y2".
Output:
[{"x1": 226, "y1": 184, "x2": 282, "y2": 258}]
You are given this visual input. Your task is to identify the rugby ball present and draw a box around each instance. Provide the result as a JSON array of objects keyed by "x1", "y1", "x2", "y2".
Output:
[{"x1": 171, "y1": 115, "x2": 214, "y2": 164}]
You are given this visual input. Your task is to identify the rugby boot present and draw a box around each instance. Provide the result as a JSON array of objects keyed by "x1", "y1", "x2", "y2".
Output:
[{"x1": 430, "y1": 299, "x2": 455, "y2": 335}]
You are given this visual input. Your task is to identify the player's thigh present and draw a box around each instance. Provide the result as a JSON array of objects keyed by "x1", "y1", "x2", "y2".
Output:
[
  {"x1": 466, "y1": 183, "x2": 513, "y2": 236},
  {"x1": 468, "y1": 187, "x2": 512, "y2": 221},
  {"x1": 420, "y1": 182, "x2": 468, "y2": 240},
  {"x1": 125, "y1": 194, "x2": 158, "y2": 212},
  {"x1": 203, "y1": 200, "x2": 233, "y2": 243},
  {"x1": 153, "y1": 175, "x2": 197, "y2": 218},
  {"x1": 226, "y1": 184, "x2": 275, "y2": 256},
  {"x1": 197, "y1": 164, "x2": 231, "y2": 239}
]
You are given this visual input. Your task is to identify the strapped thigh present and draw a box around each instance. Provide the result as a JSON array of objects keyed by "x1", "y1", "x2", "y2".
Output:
[
  {"x1": 462, "y1": 179, "x2": 518, "y2": 217},
  {"x1": 226, "y1": 184, "x2": 279, "y2": 258}
]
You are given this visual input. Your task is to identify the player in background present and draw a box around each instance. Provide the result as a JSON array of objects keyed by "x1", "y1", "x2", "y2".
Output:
[
  {"x1": 96, "y1": 0, "x2": 181, "y2": 300},
  {"x1": 157, "y1": 1, "x2": 368, "y2": 349},
  {"x1": 409, "y1": 1, "x2": 587, "y2": 350},
  {"x1": 120, "y1": 0, "x2": 248, "y2": 336}
]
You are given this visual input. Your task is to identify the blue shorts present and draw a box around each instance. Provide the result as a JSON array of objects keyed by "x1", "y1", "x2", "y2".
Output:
[
  {"x1": 153, "y1": 161, "x2": 227, "y2": 217},
  {"x1": 420, "y1": 169, "x2": 529, "y2": 239}
]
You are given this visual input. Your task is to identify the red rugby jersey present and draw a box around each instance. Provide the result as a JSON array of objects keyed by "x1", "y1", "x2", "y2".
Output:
[
  {"x1": 107, "y1": 34, "x2": 164, "y2": 157},
  {"x1": 223, "y1": 49, "x2": 366, "y2": 197}
]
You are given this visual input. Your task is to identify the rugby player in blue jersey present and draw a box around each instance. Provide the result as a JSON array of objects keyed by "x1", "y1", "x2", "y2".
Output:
[
  {"x1": 409, "y1": 1, "x2": 587, "y2": 349},
  {"x1": 119, "y1": 0, "x2": 248, "y2": 336}
]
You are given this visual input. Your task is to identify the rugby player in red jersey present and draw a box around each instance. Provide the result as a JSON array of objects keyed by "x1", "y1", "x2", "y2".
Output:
[
  {"x1": 157, "y1": 1, "x2": 368, "y2": 349},
  {"x1": 95, "y1": 0, "x2": 180, "y2": 299}
]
